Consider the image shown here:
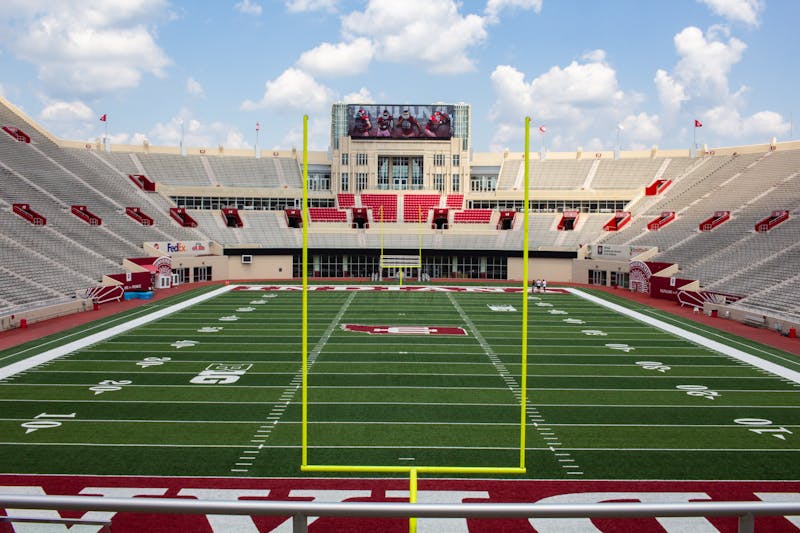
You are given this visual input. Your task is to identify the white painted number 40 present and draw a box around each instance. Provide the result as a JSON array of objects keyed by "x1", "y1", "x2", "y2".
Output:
[{"x1": 21, "y1": 412, "x2": 76, "y2": 434}]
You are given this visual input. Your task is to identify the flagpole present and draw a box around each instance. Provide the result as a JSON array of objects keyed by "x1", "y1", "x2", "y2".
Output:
[{"x1": 538, "y1": 126, "x2": 546, "y2": 160}]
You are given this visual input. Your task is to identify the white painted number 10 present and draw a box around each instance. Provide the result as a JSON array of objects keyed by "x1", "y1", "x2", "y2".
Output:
[{"x1": 734, "y1": 418, "x2": 793, "y2": 440}]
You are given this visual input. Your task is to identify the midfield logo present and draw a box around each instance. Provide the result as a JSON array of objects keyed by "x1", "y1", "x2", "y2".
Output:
[{"x1": 341, "y1": 324, "x2": 468, "y2": 336}]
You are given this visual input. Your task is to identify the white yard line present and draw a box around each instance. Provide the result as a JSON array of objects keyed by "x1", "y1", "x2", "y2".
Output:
[
  {"x1": 566, "y1": 288, "x2": 800, "y2": 385},
  {"x1": 0, "y1": 285, "x2": 235, "y2": 380}
]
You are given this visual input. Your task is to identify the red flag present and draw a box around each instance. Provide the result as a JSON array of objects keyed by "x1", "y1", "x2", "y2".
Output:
[
  {"x1": 539, "y1": 125, "x2": 547, "y2": 133},
  {"x1": 694, "y1": 119, "x2": 702, "y2": 128},
  {"x1": 99, "y1": 114, "x2": 107, "y2": 122}
]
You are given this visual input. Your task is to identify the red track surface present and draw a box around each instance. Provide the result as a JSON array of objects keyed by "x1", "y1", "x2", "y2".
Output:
[{"x1": 1, "y1": 281, "x2": 797, "y2": 355}]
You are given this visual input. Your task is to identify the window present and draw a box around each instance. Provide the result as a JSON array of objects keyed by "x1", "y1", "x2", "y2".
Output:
[
  {"x1": 433, "y1": 153, "x2": 445, "y2": 166},
  {"x1": 308, "y1": 172, "x2": 330, "y2": 191},
  {"x1": 341, "y1": 153, "x2": 349, "y2": 165},
  {"x1": 434, "y1": 174, "x2": 444, "y2": 192},
  {"x1": 356, "y1": 153, "x2": 368, "y2": 166},
  {"x1": 348, "y1": 254, "x2": 380, "y2": 278},
  {"x1": 422, "y1": 255, "x2": 452, "y2": 279},
  {"x1": 588, "y1": 269, "x2": 607, "y2": 286},
  {"x1": 377, "y1": 157, "x2": 390, "y2": 190},
  {"x1": 193, "y1": 266, "x2": 212, "y2": 282},
  {"x1": 470, "y1": 175, "x2": 497, "y2": 192},
  {"x1": 452, "y1": 154, "x2": 460, "y2": 167},
  {"x1": 391, "y1": 156, "x2": 408, "y2": 190},
  {"x1": 411, "y1": 157, "x2": 424, "y2": 190},
  {"x1": 317, "y1": 255, "x2": 344, "y2": 277},
  {"x1": 611, "y1": 271, "x2": 629, "y2": 289},
  {"x1": 174, "y1": 267, "x2": 189, "y2": 284},
  {"x1": 340, "y1": 172, "x2": 349, "y2": 192},
  {"x1": 485, "y1": 256, "x2": 506, "y2": 279},
  {"x1": 356, "y1": 172, "x2": 368, "y2": 191},
  {"x1": 452, "y1": 174, "x2": 460, "y2": 192},
  {"x1": 457, "y1": 256, "x2": 482, "y2": 279}
]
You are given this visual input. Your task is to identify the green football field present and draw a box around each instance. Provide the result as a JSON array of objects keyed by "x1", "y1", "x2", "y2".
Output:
[{"x1": 1, "y1": 284, "x2": 799, "y2": 482}]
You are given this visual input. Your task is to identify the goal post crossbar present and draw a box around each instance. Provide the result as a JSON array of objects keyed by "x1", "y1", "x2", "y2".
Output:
[{"x1": 380, "y1": 254, "x2": 422, "y2": 268}]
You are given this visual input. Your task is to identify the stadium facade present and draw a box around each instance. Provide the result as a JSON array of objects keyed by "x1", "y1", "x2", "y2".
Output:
[{"x1": 0, "y1": 95, "x2": 798, "y2": 334}]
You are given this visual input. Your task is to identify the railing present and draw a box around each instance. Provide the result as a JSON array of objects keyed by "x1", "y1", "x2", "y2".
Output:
[{"x1": 1, "y1": 494, "x2": 799, "y2": 533}]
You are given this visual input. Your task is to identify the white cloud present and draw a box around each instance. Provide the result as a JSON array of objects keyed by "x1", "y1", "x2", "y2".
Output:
[
  {"x1": 297, "y1": 38, "x2": 374, "y2": 77},
  {"x1": 277, "y1": 116, "x2": 330, "y2": 151},
  {"x1": 0, "y1": 0, "x2": 171, "y2": 98},
  {"x1": 484, "y1": 0, "x2": 542, "y2": 22},
  {"x1": 241, "y1": 68, "x2": 335, "y2": 112},
  {"x1": 581, "y1": 49, "x2": 606, "y2": 63},
  {"x1": 654, "y1": 68, "x2": 687, "y2": 112},
  {"x1": 285, "y1": 0, "x2": 339, "y2": 13},
  {"x1": 148, "y1": 110, "x2": 250, "y2": 149},
  {"x1": 704, "y1": 105, "x2": 789, "y2": 140},
  {"x1": 669, "y1": 25, "x2": 746, "y2": 103},
  {"x1": 39, "y1": 100, "x2": 94, "y2": 121},
  {"x1": 488, "y1": 52, "x2": 637, "y2": 151},
  {"x1": 342, "y1": 0, "x2": 488, "y2": 74},
  {"x1": 618, "y1": 112, "x2": 662, "y2": 149},
  {"x1": 130, "y1": 132, "x2": 149, "y2": 145},
  {"x1": 186, "y1": 77, "x2": 205, "y2": 97},
  {"x1": 235, "y1": 0, "x2": 263, "y2": 16},
  {"x1": 342, "y1": 88, "x2": 374, "y2": 104},
  {"x1": 698, "y1": 0, "x2": 763, "y2": 26}
]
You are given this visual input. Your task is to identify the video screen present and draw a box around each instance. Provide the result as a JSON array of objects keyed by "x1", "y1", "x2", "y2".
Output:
[{"x1": 347, "y1": 104, "x2": 454, "y2": 140}]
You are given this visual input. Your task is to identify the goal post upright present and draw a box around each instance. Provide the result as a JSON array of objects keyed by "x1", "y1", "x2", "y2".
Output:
[
  {"x1": 301, "y1": 114, "x2": 309, "y2": 467},
  {"x1": 520, "y1": 116, "x2": 531, "y2": 469}
]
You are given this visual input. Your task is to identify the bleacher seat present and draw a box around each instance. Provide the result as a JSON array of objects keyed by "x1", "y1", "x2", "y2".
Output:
[
  {"x1": 452, "y1": 209, "x2": 493, "y2": 224},
  {"x1": 309, "y1": 207, "x2": 348, "y2": 223},
  {"x1": 337, "y1": 193, "x2": 355, "y2": 208},
  {"x1": 361, "y1": 193, "x2": 398, "y2": 222},
  {"x1": 403, "y1": 194, "x2": 440, "y2": 223}
]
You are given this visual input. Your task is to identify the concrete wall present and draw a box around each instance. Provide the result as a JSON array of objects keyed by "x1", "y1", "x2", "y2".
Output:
[
  {"x1": 227, "y1": 255, "x2": 293, "y2": 280},
  {"x1": 508, "y1": 257, "x2": 572, "y2": 283},
  {"x1": 705, "y1": 303, "x2": 800, "y2": 336},
  {"x1": 0, "y1": 299, "x2": 94, "y2": 332}
]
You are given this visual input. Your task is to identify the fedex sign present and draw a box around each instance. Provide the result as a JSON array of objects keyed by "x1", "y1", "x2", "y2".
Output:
[{"x1": 148, "y1": 241, "x2": 209, "y2": 256}]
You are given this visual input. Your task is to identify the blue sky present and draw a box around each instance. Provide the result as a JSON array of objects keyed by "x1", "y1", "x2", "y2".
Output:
[{"x1": 0, "y1": 0, "x2": 796, "y2": 154}]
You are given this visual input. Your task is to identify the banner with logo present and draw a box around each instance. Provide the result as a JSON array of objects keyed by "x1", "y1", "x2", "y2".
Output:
[{"x1": 147, "y1": 241, "x2": 210, "y2": 256}]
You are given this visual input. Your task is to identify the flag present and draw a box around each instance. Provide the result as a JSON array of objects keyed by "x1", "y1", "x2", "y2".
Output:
[
  {"x1": 256, "y1": 122, "x2": 260, "y2": 131},
  {"x1": 694, "y1": 119, "x2": 702, "y2": 128},
  {"x1": 99, "y1": 114, "x2": 107, "y2": 122},
  {"x1": 539, "y1": 126, "x2": 547, "y2": 133}
]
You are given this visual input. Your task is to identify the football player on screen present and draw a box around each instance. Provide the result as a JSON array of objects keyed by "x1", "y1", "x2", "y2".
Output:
[
  {"x1": 350, "y1": 108, "x2": 372, "y2": 137},
  {"x1": 394, "y1": 109, "x2": 422, "y2": 138},
  {"x1": 423, "y1": 110, "x2": 451, "y2": 138},
  {"x1": 376, "y1": 109, "x2": 394, "y2": 137}
]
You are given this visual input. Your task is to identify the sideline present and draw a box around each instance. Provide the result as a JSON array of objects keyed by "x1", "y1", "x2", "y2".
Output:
[
  {"x1": 0, "y1": 285, "x2": 235, "y2": 380},
  {"x1": 567, "y1": 288, "x2": 800, "y2": 385}
]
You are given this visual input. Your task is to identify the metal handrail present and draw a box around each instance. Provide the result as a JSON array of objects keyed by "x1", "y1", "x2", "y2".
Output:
[{"x1": 1, "y1": 494, "x2": 799, "y2": 532}]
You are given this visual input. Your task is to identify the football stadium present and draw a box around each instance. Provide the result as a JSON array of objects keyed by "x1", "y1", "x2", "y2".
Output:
[{"x1": 0, "y1": 89, "x2": 799, "y2": 531}]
